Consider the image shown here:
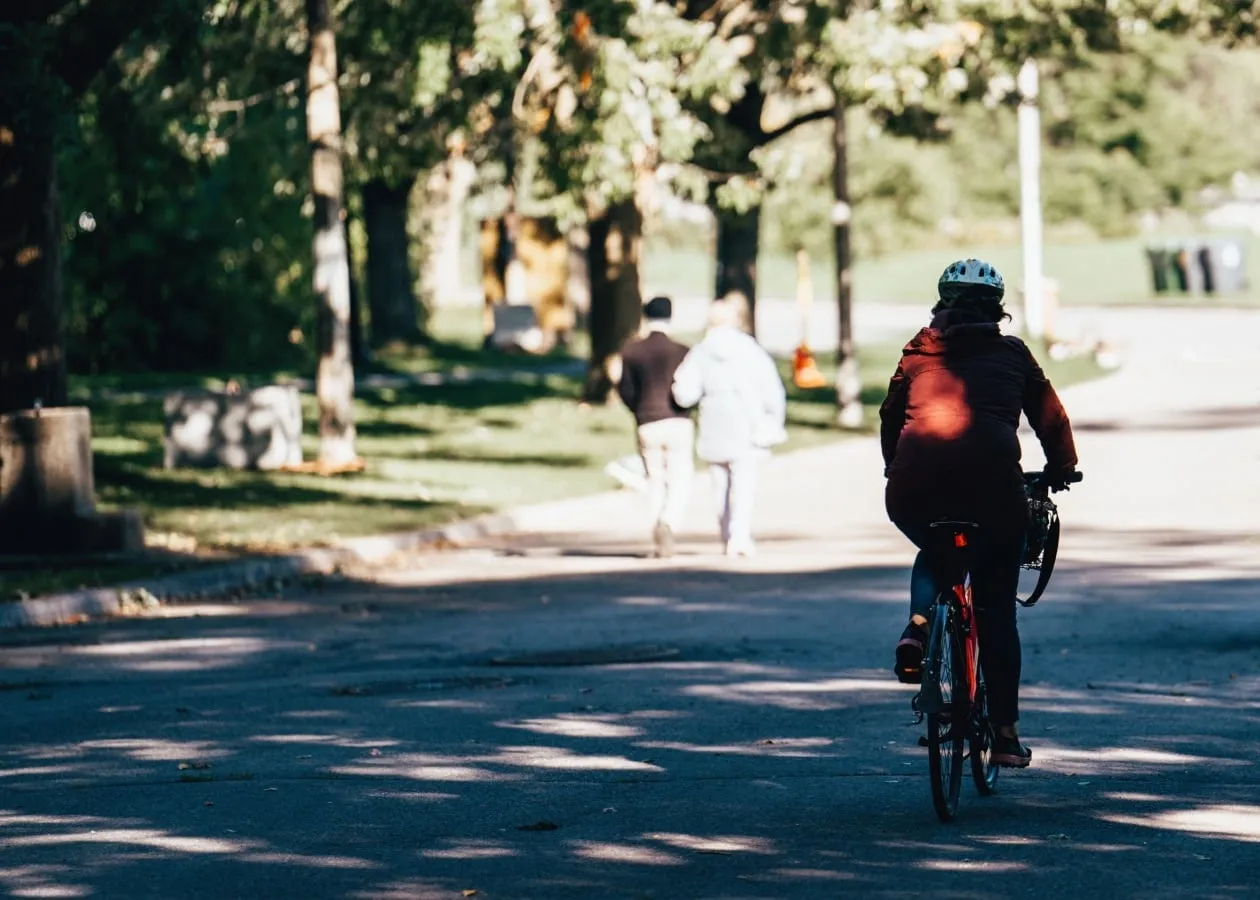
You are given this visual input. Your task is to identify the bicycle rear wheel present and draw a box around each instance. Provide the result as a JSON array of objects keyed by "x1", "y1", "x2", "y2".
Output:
[
  {"x1": 926, "y1": 603, "x2": 965, "y2": 822},
  {"x1": 970, "y1": 677, "x2": 1000, "y2": 795}
]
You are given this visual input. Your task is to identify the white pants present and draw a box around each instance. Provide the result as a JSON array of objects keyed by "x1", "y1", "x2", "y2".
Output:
[
  {"x1": 637, "y1": 418, "x2": 695, "y2": 533},
  {"x1": 709, "y1": 455, "x2": 760, "y2": 547}
]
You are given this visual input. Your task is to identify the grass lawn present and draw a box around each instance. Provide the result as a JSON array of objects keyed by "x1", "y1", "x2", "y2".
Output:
[
  {"x1": 4, "y1": 305, "x2": 1107, "y2": 601},
  {"x1": 642, "y1": 231, "x2": 1260, "y2": 308}
]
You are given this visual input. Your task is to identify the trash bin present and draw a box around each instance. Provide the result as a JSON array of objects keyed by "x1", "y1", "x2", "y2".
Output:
[
  {"x1": 1145, "y1": 246, "x2": 1171, "y2": 294},
  {"x1": 1172, "y1": 242, "x2": 1205, "y2": 294},
  {"x1": 1199, "y1": 238, "x2": 1247, "y2": 294}
]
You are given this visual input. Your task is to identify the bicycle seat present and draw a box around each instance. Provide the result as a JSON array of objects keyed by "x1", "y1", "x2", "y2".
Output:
[{"x1": 929, "y1": 520, "x2": 980, "y2": 533}]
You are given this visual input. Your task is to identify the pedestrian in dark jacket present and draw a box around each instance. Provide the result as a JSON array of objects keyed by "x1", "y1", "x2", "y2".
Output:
[
  {"x1": 880, "y1": 258, "x2": 1078, "y2": 769},
  {"x1": 617, "y1": 296, "x2": 693, "y2": 557}
]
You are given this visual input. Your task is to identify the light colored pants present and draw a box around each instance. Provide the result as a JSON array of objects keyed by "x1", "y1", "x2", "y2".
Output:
[
  {"x1": 709, "y1": 455, "x2": 760, "y2": 547},
  {"x1": 637, "y1": 418, "x2": 695, "y2": 533}
]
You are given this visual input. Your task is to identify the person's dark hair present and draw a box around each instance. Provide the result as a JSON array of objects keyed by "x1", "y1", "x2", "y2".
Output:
[
  {"x1": 643, "y1": 295, "x2": 673, "y2": 321},
  {"x1": 932, "y1": 284, "x2": 1010, "y2": 323}
]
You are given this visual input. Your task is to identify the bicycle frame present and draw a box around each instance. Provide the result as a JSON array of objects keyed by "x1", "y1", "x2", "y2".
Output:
[{"x1": 952, "y1": 532, "x2": 980, "y2": 708}]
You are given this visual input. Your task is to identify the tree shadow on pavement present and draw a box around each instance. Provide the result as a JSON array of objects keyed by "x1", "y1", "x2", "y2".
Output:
[{"x1": 0, "y1": 549, "x2": 1256, "y2": 899}]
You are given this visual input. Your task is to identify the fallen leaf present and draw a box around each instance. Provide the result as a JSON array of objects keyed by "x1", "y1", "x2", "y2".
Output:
[
  {"x1": 760, "y1": 739, "x2": 775, "y2": 745},
  {"x1": 516, "y1": 821, "x2": 558, "y2": 832},
  {"x1": 178, "y1": 762, "x2": 212, "y2": 771},
  {"x1": 462, "y1": 891, "x2": 478, "y2": 897},
  {"x1": 203, "y1": 801, "x2": 215, "y2": 807}
]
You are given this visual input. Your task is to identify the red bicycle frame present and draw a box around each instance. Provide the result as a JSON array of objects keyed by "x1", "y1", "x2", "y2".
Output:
[{"x1": 953, "y1": 532, "x2": 980, "y2": 706}]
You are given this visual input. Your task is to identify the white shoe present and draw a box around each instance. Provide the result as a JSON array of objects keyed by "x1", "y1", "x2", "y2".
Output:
[{"x1": 724, "y1": 539, "x2": 755, "y2": 558}]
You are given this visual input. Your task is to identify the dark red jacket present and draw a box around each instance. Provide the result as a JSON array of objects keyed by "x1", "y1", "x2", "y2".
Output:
[{"x1": 880, "y1": 311, "x2": 1077, "y2": 525}]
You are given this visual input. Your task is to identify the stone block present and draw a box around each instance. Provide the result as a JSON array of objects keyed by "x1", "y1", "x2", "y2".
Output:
[
  {"x1": 71, "y1": 509, "x2": 146, "y2": 554},
  {"x1": 490, "y1": 304, "x2": 545, "y2": 353},
  {"x1": 0, "y1": 407, "x2": 145, "y2": 555},
  {"x1": 164, "y1": 385, "x2": 302, "y2": 471}
]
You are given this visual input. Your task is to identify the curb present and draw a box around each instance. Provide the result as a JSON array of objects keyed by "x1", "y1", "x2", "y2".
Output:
[
  {"x1": 0, "y1": 509, "x2": 527, "y2": 630},
  {"x1": 0, "y1": 434, "x2": 864, "y2": 630}
]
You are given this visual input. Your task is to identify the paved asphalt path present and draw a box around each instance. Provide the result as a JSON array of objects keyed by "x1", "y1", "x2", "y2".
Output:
[{"x1": 1, "y1": 307, "x2": 1258, "y2": 899}]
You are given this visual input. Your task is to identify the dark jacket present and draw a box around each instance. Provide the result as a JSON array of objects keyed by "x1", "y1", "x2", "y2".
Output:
[
  {"x1": 618, "y1": 330, "x2": 691, "y2": 426},
  {"x1": 879, "y1": 310, "x2": 1077, "y2": 526}
]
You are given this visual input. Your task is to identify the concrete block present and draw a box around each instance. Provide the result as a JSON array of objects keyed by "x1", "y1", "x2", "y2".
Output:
[{"x1": 164, "y1": 385, "x2": 302, "y2": 471}]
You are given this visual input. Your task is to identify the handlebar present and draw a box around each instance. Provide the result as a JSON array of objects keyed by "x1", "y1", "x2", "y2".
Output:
[{"x1": 1023, "y1": 469, "x2": 1084, "y2": 495}]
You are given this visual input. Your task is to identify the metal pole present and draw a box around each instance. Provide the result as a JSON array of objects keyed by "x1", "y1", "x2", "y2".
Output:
[
  {"x1": 832, "y1": 96, "x2": 862, "y2": 429},
  {"x1": 1018, "y1": 58, "x2": 1044, "y2": 341}
]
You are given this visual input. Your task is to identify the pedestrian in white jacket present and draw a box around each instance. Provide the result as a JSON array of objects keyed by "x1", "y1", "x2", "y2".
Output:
[{"x1": 671, "y1": 297, "x2": 787, "y2": 557}]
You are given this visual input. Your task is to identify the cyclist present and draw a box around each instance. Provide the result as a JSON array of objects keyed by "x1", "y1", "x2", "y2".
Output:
[{"x1": 880, "y1": 258, "x2": 1078, "y2": 768}]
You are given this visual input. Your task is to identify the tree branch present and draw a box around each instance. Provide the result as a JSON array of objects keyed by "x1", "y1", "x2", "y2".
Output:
[
  {"x1": 51, "y1": 0, "x2": 176, "y2": 98},
  {"x1": 1, "y1": 0, "x2": 77, "y2": 25},
  {"x1": 757, "y1": 104, "x2": 832, "y2": 146}
]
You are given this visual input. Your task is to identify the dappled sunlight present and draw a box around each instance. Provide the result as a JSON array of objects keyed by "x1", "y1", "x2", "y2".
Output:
[
  {"x1": 488, "y1": 746, "x2": 664, "y2": 772},
  {"x1": 348, "y1": 878, "x2": 471, "y2": 900},
  {"x1": 0, "y1": 865, "x2": 91, "y2": 900},
  {"x1": 249, "y1": 733, "x2": 399, "y2": 750},
  {"x1": 644, "y1": 832, "x2": 777, "y2": 855},
  {"x1": 421, "y1": 839, "x2": 518, "y2": 860},
  {"x1": 764, "y1": 868, "x2": 855, "y2": 882},
  {"x1": 1020, "y1": 702, "x2": 1121, "y2": 715},
  {"x1": 0, "y1": 766, "x2": 80, "y2": 780},
  {"x1": 364, "y1": 790, "x2": 459, "y2": 804},
  {"x1": 393, "y1": 699, "x2": 489, "y2": 710},
  {"x1": 76, "y1": 738, "x2": 230, "y2": 762},
  {"x1": 239, "y1": 851, "x2": 378, "y2": 869},
  {"x1": 280, "y1": 709, "x2": 346, "y2": 720},
  {"x1": 65, "y1": 636, "x2": 293, "y2": 672},
  {"x1": 920, "y1": 859, "x2": 1028, "y2": 873},
  {"x1": 682, "y1": 676, "x2": 910, "y2": 711},
  {"x1": 331, "y1": 743, "x2": 665, "y2": 781},
  {"x1": 1100, "y1": 803, "x2": 1260, "y2": 843},
  {"x1": 636, "y1": 737, "x2": 839, "y2": 758},
  {"x1": 496, "y1": 714, "x2": 646, "y2": 739},
  {"x1": 331, "y1": 756, "x2": 521, "y2": 783},
  {"x1": 0, "y1": 812, "x2": 111, "y2": 829},
  {"x1": 644, "y1": 660, "x2": 803, "y2": 678},
  {"x1": 0, "y1": 828, "x2": 250, "y2": 854},
  {"x1": 1035, "y1": 744, "x2": 1252, "y2": 776},
  {"x1": 148, "y1": 602, "x2": 246, "y2": 619},
  {"x1": 568, "y1": 840, "x2": 686, "y2": 866}
]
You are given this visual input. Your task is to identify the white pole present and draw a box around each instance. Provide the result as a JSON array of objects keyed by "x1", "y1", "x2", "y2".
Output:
[{"x1": 1018, "y1": 58, "x2": 1044, "y2": 341}]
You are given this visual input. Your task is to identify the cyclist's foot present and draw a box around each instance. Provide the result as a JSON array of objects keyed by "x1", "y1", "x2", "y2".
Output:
[
  {"x1": 992, "y1": 734, "x2": 1032, "y2": 768},
  {"x1": 894, "y1": 622, "x2": 928, "y2": 684}
]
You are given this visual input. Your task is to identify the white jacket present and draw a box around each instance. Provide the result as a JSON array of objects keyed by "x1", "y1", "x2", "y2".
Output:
[{"x1": 672, "y1": 325, "x2": 787, "y2": 463}]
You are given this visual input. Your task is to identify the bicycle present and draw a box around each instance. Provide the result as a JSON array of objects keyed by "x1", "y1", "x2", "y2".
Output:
[{"x1": 912, "y1": 469, "x2": 1083, "y2": 822}]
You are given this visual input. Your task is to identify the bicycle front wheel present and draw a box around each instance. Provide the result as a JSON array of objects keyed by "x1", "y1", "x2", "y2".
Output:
[{"x1": 926, "y1": 603, "x2": 965, "y2": 822}]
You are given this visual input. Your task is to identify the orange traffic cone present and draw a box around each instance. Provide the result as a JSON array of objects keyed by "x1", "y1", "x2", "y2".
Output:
[{"x1": 793, "y1": 343, "x2": 826, "y2": 389}]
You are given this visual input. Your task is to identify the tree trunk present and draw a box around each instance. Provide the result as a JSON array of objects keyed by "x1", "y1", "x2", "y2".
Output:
[
  {"x1": 363, "y1": 178, "x2": 419, "y2": 347},
  {"x1": 0, "y1": 89, "x2": 68, "y2": 415},
  {"x1": 832, "y1": 97, "x2": 862, "y2": 429},
  {"x1": 344, "y1": 216, "x2": 371, "y2": 369},
  {"x1": 307, "y1": 0, "x2": 356, "y2": 466},
  {"x1": 419, "y1": 148, "x2": 476, "y2": 316},
  {"x1": 713, "y1": 203, "x2": 760, "y2": 336},
  {"x1": 583, "y1": 199, "x2": 643, "y2": 404}
]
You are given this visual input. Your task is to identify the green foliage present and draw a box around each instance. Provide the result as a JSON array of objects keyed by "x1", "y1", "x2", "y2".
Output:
[{"x1": 58, "y1": 13, "x2": 315, "y2": 374}]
